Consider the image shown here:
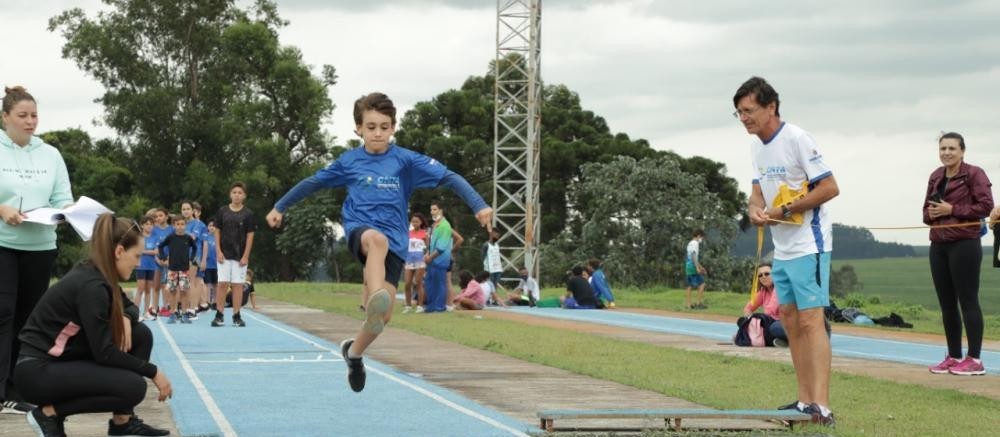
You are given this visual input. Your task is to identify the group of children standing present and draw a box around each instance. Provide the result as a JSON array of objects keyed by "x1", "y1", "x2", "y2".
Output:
[{"x1": 133, "y1": 182, "x2": 257, "y2": 328}]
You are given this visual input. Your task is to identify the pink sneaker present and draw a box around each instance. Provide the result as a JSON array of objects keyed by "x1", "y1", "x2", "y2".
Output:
[
  {"x1": 929, "y1": 356, "x2": 961, "y2": 374},
  {"x1": 949, "y1": 357, "x2": 986, "y2": 376}
]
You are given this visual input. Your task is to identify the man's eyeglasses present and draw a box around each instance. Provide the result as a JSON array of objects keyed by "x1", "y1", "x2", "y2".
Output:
[
  {"x1": 757, "y1": 271, "x2": 771, "y2": 278},
  {"x1": 732, "y1": 106, "x2": 762, "y2": 120}
]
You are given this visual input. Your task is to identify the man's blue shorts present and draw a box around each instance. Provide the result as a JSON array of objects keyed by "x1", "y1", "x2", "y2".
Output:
[
  {"x1": 773, "y1": 252, "x2": 831, "y2": 310},
  {"x1": 686, "y1": 274, "x2": 705, "y2": 287}
]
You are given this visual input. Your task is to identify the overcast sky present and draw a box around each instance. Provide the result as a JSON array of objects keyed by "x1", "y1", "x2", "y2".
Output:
[{"x1": 3, "y1": 0, "x2": 998, "y2": 246}]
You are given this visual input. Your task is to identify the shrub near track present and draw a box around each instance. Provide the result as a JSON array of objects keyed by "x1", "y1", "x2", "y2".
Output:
[{"x1": 258, "y1": 283, "x2": 1000, "y2": 437}]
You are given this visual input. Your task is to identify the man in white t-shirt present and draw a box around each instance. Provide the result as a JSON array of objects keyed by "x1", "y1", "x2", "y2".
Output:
[{"x1": 736, "y1": 76, "x2": 839, "y2": 426}]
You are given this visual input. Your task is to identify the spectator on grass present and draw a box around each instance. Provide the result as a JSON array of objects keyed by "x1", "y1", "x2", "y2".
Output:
[
  {"x1": 561, "y1": 265, "x2": 597, "y2": 309},
  {"x1": 453, "y1": 270, "x2": 486, "y2": 310},
  {"x1": 743, "y1": 262, "x2": 787, "y2": 346},
  {"x1": 923, "y1": 132, "x2": 993, "y2": 376},
  {"x1": 506, "y1": 267, "x2": 539, "y2": 306},
  {"x1": 587, "y1": 259, "x2": 616, "y2": 309}
]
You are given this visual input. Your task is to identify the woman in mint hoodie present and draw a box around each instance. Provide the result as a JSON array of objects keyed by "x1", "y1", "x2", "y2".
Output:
[{"x1": 0, "y1": 86, "x2": 73, "y2": 415}]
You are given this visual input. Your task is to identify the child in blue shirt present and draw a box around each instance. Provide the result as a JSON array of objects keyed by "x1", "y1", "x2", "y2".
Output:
[
  {"x1": 266, "y1": 92, "x2": 493, "y2": 393},
  {"x1": 200, "y1": 219, "x2": 220, "y2": 306},
  {"x1": 136, "y1": 215, "x2": 159, "y2": 320}
]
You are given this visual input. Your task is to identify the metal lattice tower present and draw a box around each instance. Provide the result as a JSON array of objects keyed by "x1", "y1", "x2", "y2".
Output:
[{"x1": 493, "y1": 0, "x2": 542, "y2": 281}]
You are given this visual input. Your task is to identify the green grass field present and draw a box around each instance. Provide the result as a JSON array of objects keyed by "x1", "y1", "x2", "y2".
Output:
[
  {"x1": 833, "y1": 256, "x2": 1000, "y2": 314},
  {"x1": 256, "y1": 283, "x2": 1000, "y2": 437}
]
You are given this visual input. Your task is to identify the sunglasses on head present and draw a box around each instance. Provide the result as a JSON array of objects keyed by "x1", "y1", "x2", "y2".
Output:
[
  {"x1": 117, "y1": 220, "x2": 140, "y2": 247},
  {"x1": 757, "y1": 271, "x2": 771, "y2": 278}
]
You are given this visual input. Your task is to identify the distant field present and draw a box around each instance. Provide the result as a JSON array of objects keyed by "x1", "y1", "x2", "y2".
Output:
[{"x1": 834, "y1": 256, "x2": 1000, "y2": 314}]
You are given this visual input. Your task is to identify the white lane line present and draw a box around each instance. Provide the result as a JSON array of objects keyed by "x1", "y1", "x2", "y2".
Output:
[
  {"x1": 155, "y1": 319, "x2": 238, "y2": 437},
  {"x1": 242, "y1": 312, "x2": 532, "y2": 437},
  {"x1": 187, "y1": 358, "x2": 343, "y2": 364}
]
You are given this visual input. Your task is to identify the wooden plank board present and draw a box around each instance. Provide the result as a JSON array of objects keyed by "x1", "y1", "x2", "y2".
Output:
[{"x1": 537, "y1": 409, "x2": 812, "y2": 432}]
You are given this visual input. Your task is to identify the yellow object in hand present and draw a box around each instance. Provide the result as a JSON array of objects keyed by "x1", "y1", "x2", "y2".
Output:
[{"x1": 772, "y1": 182, "x2": 809, "y2": 225}]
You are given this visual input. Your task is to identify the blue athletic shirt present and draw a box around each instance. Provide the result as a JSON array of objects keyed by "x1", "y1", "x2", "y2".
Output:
[
  {"x1": 185, "y1": 219, "x2": 207, "y2": 261},
  {"x1": 150, "y1": 225, "x2": 172, "y2": 261},
  {"x1": 202, "y1": 232, "x2": 218, "y2": 269},
  {"x1": 139, "y1": 233, "x2": 158, "y2": 271},
  {"x1": 274, "y1": 144, "x2": 488, "y2": 261}
]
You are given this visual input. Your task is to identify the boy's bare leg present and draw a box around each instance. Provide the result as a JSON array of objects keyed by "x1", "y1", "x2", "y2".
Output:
[
  {"x1": 215, "y1": 283, "x2": 230, "y2": 312},
  {"x1": 231, "y1": 283, "x2": 244, "y2": 314},
  {"x1": 151, "y1": 269, "x2": 161, "y2": 313},
  {"x1": 348, "y1": 230, "x2": 395, "y2": 357}
]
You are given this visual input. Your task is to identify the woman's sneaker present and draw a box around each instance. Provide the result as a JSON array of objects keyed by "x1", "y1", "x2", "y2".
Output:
[
  {"x1": 929, "y1": 356, "x2": 962, "y2": 374},
  {"x1": 949, "y1": 356, "x2": 986, "y2": 376},
  {"x1": 108, "y1": 415, "x2": 170, "y2": 436},
  {"x1": 2, "y1": 400, "x2": 34, "y2": 415},
  {"x1": 26, "y1": 407, "x2": 66, "y2": 437}
]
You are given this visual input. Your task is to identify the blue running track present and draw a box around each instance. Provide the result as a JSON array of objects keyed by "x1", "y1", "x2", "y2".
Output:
[
  {"x1": 491, "y1": 307, "x2": 1000, "y2": 373},
  {"x1": 149, "y1": 309, "x2": 535, "y2": 437}
]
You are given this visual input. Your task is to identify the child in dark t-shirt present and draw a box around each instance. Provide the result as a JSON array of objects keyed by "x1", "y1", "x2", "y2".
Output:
[{"x1": 158, "y1": 216, "x2": 196, "y2": 323}]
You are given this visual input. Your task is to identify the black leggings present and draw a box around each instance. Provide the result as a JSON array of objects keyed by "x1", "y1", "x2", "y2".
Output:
[
  {"x1": 14, "y1": 322, "x2": 153, "y2": 417},
  {"x1": 0, "y1": 246, "x2": 58, "y2": 401},
  {"x1": 929, "y1": 239, "x2": 984, "y2": 359}
]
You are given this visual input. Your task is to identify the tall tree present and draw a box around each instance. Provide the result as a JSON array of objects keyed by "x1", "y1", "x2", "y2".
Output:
[
  {"x1": 50, "y1": 0, "x2": 339, "y2": 280},
  {"x1": 541, "y1": 156, "x2": 748, "y2": 289}
]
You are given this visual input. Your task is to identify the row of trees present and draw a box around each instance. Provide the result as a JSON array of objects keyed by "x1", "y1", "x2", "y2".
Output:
[
  {"x1": 42, "y1": 0, "x2": 751, "y2": 289},
  {"x1": 730, "y1": 224, "x2": 917, "y2": 260}
]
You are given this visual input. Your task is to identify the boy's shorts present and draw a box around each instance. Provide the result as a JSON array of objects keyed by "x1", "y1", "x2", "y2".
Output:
[
  {"x1": 347, "y1": 226, "x2": 403, "y2": 286},
  {"x1": 203, "y1": 268, "x2": 218, "y2": 286},
  {"x1": 218, "y1": 260, "x2": 247, "y2": 284},
  {"x1": 773, "y1": 252, "x2": 831, "y2": 310},
  {"x1": 135, "y1": 270, "x2": 154, "y2": 281},
  {"x1": 167, "y1": 270, "x2": 190, "y2": 292},
  {"x1": 686, "y1": 274, "x2": 705, "y2": 287}
]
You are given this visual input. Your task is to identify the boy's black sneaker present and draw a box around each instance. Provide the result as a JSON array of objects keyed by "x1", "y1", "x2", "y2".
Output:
[
  {"x1": 26, "y1": 407, "x2": 66, "y2": 437},
  {"x1": 232, "y1": 313, "x2": 246, "y2": 327},
  {"x1": 108, "y1": 415, "x2": 170, "y2": 436},
  {"x1": 211, "y1": 311, "x2": 224, "y2": 327},
  {"x1": 196, "y1": 303, "x2": 211, "y2": 313},
  {"x1": 340, "y1": 339, "x2": 366, "y2": 392}
]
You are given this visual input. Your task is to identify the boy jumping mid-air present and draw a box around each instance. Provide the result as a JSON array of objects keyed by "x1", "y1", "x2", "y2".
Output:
[{"x1": 266, "y1": 92, "x2": 492, "y2": 392}]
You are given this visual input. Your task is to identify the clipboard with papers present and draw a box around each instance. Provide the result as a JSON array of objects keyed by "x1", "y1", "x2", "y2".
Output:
[{"x1": 22, "y1": 196, "x2": 113, "y2": 241}]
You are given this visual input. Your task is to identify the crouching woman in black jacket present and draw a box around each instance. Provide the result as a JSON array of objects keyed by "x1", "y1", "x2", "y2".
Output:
[{"x1": 14, "y1": 214, "x2": 172, "y2": 437}]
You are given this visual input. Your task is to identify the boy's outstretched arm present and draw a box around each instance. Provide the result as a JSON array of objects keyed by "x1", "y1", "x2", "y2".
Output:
[
  {"x1": 267, "y1": 161, "x2": 346, "y2": 228},
  {"x1": 438, "y1": 171, "x2": 493, "y2": 233}
]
